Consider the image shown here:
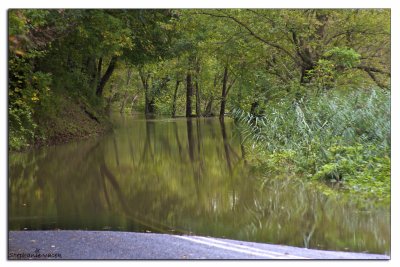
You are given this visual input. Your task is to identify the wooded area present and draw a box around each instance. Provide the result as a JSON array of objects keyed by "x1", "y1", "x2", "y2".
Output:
[{"x1": 9, "y1": 9, "x2": 390, "y2": 203}]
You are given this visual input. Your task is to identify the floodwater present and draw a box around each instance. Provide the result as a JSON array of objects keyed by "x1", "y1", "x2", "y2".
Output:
[{"x1": 8, "y1": 115, "x2": 390, "y2": 255}]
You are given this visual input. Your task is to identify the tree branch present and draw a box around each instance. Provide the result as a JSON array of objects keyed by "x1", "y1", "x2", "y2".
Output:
[
  {"x1": 357, "y1": 65, "x2": 391, "y2": 76},
  {"x1": 290, "y1": 30, "x2": 309, "y2": 66},
  {"x1": 356, "y1": 65, "x2": 389, "y2": 88},
  {"x1": 96, "y1": 56, "x2": 118, "y2": 97},
  {"x1": 196, "y1": 11, "x2": 299, "y2": 64},
  {"x1": 324, "y1": 30, "x2": 390, "y2": 46}
]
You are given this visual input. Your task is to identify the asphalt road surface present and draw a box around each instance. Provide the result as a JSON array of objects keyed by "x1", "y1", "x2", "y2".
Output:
[{"x1": 8, "y1": 230, "x2": 390, "y2": 260}]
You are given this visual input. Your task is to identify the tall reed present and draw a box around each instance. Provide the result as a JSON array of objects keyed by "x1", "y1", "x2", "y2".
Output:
[{"x1": 232, "y1": 88, "x2": 390, "y2": 205}]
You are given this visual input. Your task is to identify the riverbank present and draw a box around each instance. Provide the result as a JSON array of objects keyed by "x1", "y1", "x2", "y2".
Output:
[
  {"x1": 8, "y1": 231, "x2": 390, "y2": 260},
  {"x1": 34, "y1": 97, "x2": 111, "y2": 147},
  {"x1": 10, "y1": 94, "x2": 112, "y2": 152}
]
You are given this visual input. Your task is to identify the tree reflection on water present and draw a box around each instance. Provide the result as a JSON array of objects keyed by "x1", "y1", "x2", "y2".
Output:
[{"x1": 9, "y1": 115, "x2": 390, "y2": 254}]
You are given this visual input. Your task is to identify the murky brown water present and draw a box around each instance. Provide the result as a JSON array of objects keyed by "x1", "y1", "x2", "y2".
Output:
[{"x1": 8, "y1": 115, "x2": 390, "y2": 254}]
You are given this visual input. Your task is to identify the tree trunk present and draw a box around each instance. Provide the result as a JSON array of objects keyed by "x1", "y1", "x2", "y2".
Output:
[
  {"x1": 139, "y1": 69, "x2": 153, "y2": 115},
  {"x1": 146, "y1": 99, "x2": 155, "y2": 114},
  {"x1": 219, "y1": 66, "x2": 229, "y2": 120},
  {"x1": 186, "y1": 72, "x2": 193, "y2": 117},
  {"x1": 96, "y1": 56, "x2": 117, "y2": 97},
  {"x1": 195, "y1": 59, "x2": 201, "y2": 117},
  {"x1": 172, "y1": 80, "x2": 180, "y2": 117},
  {"x1": 145, "y1": 88, "x2": 151, "y2": 115},
  {"x1": 204, "y1": 97, "x2": 213, "y2": 117},
  {"x1": 97, "y1": 57, "x2": 103, "y2": 82},
  {"x1": 300, "y1": 66, "x2": 307, "y2": 84},
  {"x1": 144, "y1": 84, "x2": 149, "y2": 114},
  {"x1": 195, "y1": 79, "x2": 201, "y2": 117},
  {"x1": 300, "y1": 63, "x2": 316, "y2": 84},
  {"x1": 250, "y1": 101, "x2": 259, "y2": 115}
]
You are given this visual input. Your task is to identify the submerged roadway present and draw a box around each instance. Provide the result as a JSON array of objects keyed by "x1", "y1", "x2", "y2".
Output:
[{"x1": 8, "y1": 230, "x2": 389, "y2": 260}]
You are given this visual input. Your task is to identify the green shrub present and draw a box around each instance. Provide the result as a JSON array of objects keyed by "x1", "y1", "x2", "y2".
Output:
[
  {"x1": 9, "y1": 104, "x2": 37, "y2": 150},
  {"x1": 9, "y1": 54, "x2": 53, "y2": 150},
  {"x1": 232, "y1": 88, "x2": 390, "y2": 205}
]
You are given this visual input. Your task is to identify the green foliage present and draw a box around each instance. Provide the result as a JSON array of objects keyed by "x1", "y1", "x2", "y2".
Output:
[
  {"x1": 313, "y1": 143, "x2": 390, "y2": 205},
  {"x1": 9, "y1": 10, "x2": 177, "y2": 149},
  {"x1": 9, "y1": 104, "x2": 37, "y2": 150},
  {"x1": 233, "y1": 88, "x2": 390, "y2": 206},
  {"x1": 9, "y1": 38, "x2": 53, "y2": 150},
  {"x1": 306, "y1": 48, "x2": 362, "y2": 90},
  {"x1": 306, "y1": 59, "x2": 336, "y2": 90},
  {"x1": 324, "y1": 47, "x2": 361, "y2": 68}
]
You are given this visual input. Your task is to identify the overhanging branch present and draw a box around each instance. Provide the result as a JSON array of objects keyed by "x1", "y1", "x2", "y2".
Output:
[
  {"x1": 356, "y1": 65, "x2": 390, "y2": 89},
  {"x1": 196, "y1": 11, "x2": 299, "y2": 65}
]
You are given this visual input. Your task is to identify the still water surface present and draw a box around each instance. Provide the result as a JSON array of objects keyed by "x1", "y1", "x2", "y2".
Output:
[{"x1": 9, "y1": 115, "x2": 390, "y2": 254}]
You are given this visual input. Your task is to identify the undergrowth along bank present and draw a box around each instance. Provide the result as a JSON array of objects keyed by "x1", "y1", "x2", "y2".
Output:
[{"x1": 232, "y1": 88, "x2": 390, "y2": 206}]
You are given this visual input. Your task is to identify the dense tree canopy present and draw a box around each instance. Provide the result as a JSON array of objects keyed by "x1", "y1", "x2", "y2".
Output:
[
  {"x1": 8, "y1": 9, "x2": 390, "y2": 150},
  {"x1": 105, "y1": 9, "x2": 390, "y2": 118}
]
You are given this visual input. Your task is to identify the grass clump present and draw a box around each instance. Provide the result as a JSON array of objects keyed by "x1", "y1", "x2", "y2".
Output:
[{"x1": 232, "y1": 88, "x2": 390, "y2": 206}]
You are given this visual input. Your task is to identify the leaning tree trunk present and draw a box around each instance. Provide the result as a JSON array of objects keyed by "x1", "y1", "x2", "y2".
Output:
[
  {"x1": 96, "y1": 56, "x2": 117, "y2": 97},
  {"x1": 97, "y1": 57, "x2": 103, "y2": 83},
  {"x1": 204, "y1": 97, "x2": 213, "y2": 117}
]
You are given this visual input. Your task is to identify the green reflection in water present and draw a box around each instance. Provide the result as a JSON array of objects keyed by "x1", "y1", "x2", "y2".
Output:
[{"x1": 9, "y1": 115, "x2": 390, "y2": 254}]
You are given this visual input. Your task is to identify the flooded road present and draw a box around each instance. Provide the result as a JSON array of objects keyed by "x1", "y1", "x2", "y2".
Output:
[{"x1": 8, "y1": 114, "x2": 390, "y2": 255}]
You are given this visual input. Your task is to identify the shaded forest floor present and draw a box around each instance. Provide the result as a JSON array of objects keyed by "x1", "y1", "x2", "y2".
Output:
[{"x1": 32, "y1": 95, "x2": 112, "y2": 149}]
